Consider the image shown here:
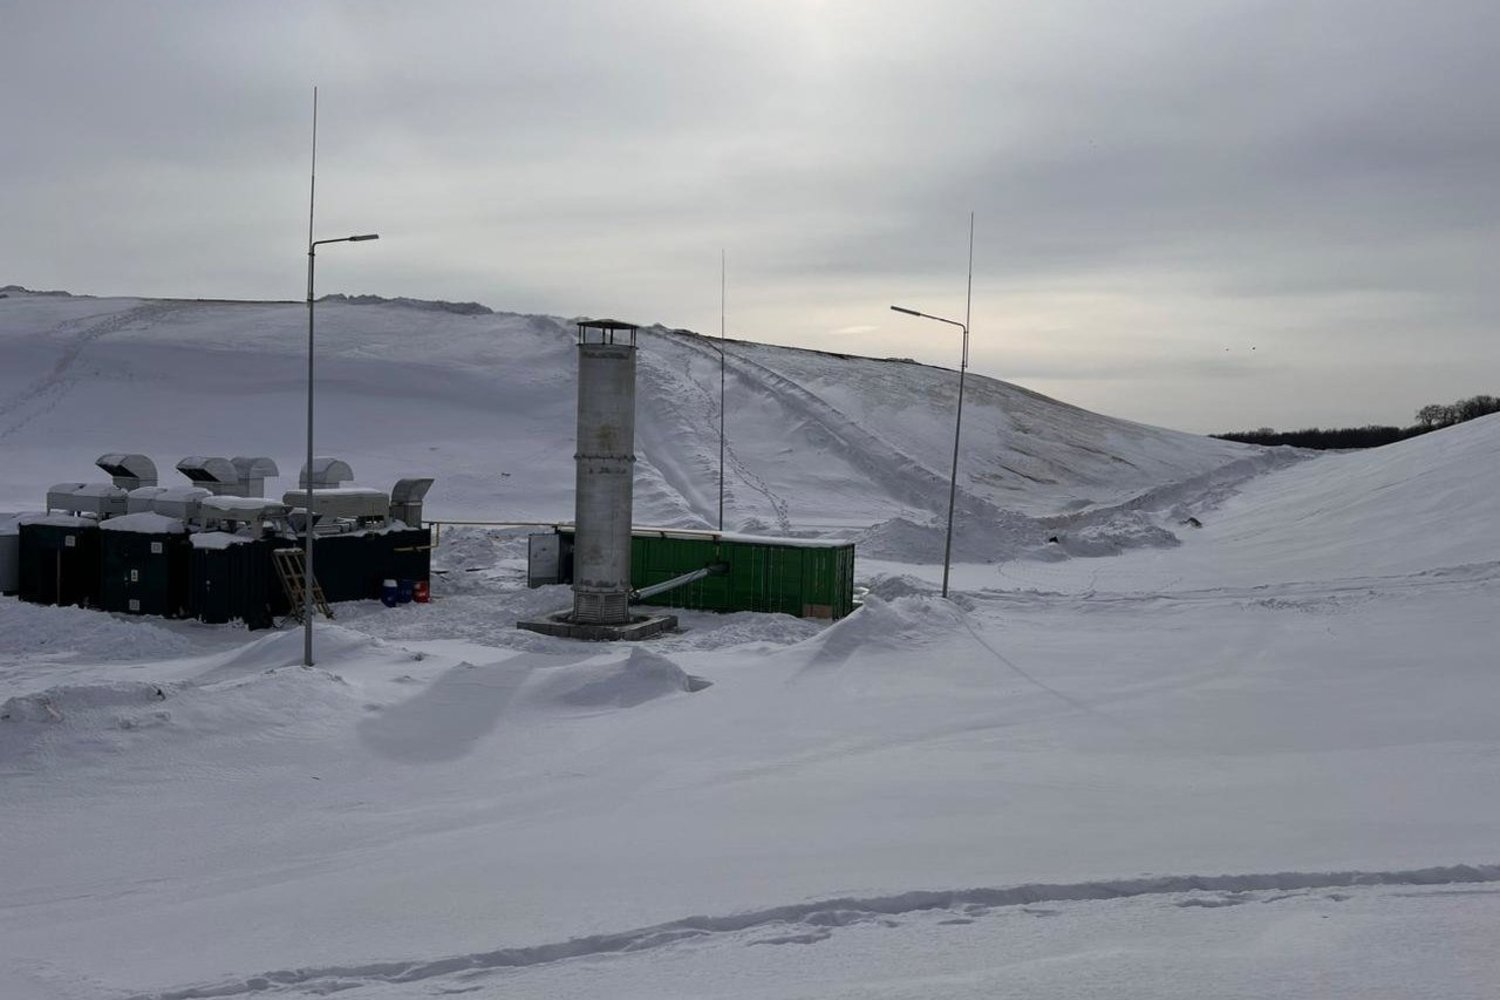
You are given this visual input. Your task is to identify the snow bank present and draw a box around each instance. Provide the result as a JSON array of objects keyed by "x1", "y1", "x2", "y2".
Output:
[
  {"x1": 856, "y1": 507, "x2": 1043, "y2": 563},
  {"x1": 1048, "y1": 513, "x2": 1181, "y2": 557},
  {"x1": 0, "y1": 600, "x2": 196, "y2": 663},
  {"x1": 521, "y1": 647, "x2": 709, "y2": 711},
  {"x1": 0, "y1": 681, "x2": 172, "y2": 762},
  {"x1": 801, "y1": 594, "x2": 968, "y2": 669},
  {"x1": 0, "y1": 680, "x2": 168, "y2": 724},
  {"x1": 202, "y1": 624, "x2": 386, "y2": 677}
]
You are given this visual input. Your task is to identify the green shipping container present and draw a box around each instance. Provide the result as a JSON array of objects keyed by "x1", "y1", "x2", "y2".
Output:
[
  {"x1": 192, "y1": 536, "x2": 278, "y2": 629},
  {"x1": 18, "y1": 519, "x2": 102, "y2": 608},
  {"x1": 555, "y1": 528, "x2": 855, "y2": 619},
  {"x1": 99, "y1": 523, "x2": 192, "y2": 618}
]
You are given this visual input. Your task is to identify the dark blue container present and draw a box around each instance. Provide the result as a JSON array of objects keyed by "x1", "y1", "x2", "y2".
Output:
[
  {"x1": 381, "y1": 578, "x2": 400, "y2": 607},
  {"x1": 397, "y1": 578, "x2": 414, "y2": 604}
]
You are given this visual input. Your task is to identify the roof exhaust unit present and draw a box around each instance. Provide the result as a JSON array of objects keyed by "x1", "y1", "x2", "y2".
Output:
[
  {"x1": 299, "y1": 457, "x2": 353, "y2": 489},
  {"x1": 96, "y1": 453, "x2": 158, "y2": 490},
  {"x1": 198, "y1": 495, "x2": 290, "y2": 530},
  {"x1": 151, "y1": 487, "x2": 213, "y2": 523},
  {"x1": 230, "y1": 457, "x2": 279, "y2": 498},
  {"x1": 46, "y1": 483, "x2": 89, "y2": 513},
  {"x1": 283, "y1": 458, "x2": 390, "y2": 529},
  {"x1": 127, "y1": 486, "x2": 169, "y2": 514},
  {"x1": 176, "y1": 456, "x2": 241, "y2": 496},
  {"x1": 47, "y1": 483, "x2": 129, "y2": 518},
  {"x1": 389, "y1": 477, "x2": 434, "y2": 528}
]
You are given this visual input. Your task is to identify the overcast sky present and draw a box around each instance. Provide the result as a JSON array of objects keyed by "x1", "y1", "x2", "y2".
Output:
[{"x1": 3, "y1": 0, "x2": 1495, "y2": 433}]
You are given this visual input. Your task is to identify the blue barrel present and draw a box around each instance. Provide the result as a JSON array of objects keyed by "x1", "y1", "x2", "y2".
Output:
[
  {"x1": 397, "y1": 579, "x2": 414, "y2": 604},
  {"x1": 381, "y1": 579, "x2": 400, "y2": 607}
]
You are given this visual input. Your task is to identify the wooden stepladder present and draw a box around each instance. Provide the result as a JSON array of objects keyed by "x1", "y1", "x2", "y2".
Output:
[{"x1": 272, "y1": 547, "x2": 334, "y2": 622}]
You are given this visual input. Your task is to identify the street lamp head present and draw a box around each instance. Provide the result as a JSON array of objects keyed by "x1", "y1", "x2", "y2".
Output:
[
  {"x1": 348, "y1": 233, "x2": 379, "y2": 242},
  {"x1": 890, "y1": 305, "x2": 921, "y2": 317}
]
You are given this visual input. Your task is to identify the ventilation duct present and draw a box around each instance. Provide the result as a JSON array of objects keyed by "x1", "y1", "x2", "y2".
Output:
[
  {"x1": 95, "y1": 453, "x2": 158, "y2": 490},
  {"x1": 298, "y1": 458, "x2": 354, "y2": 489},
  {"x1": 176, "y1": 456, "x2": 240, "y2": 495},
  {"x1": 389, "y1": 478, "x2": 434, "y2": 527},
  {"x1": 230, "y1": 456, "x2": 279, "y2": 498}
]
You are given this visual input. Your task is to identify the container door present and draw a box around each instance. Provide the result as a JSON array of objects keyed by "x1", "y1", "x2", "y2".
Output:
[{"x1": 528, "y1": 533, "x2": 561, "y2": 588}]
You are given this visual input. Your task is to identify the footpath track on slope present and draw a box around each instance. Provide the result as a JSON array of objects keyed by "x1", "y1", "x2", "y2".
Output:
[
  {"x1": 0, "y1": 302, "x2": 183, "y2": 442},
  {"x1": 125, "y1": 863, "x2": 1500, "y2": 999}
]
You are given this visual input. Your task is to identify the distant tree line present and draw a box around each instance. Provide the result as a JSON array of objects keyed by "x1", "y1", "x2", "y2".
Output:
[{"x1": 1215, "y1": 394, "x2": 1500, "y2": 450}]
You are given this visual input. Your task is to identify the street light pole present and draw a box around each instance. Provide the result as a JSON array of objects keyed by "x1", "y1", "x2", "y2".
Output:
[
  {"x1": 303, "y1": 235, "x2": 378, "y2": 667},
  {"x1": 891, "y1": 304, "x2": 968, "y2": 599}
]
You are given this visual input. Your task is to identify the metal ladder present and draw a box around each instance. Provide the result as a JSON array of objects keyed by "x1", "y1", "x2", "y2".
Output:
[{"x1": 272, "y1": 547, "x2": 334, "y2": 622}]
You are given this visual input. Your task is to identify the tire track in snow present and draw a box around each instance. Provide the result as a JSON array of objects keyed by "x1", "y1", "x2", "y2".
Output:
[
  {"x1": 663, "y1": 331, "x2": 978, "y2": 524},
  {"x1": 973, "y1": 560, "x2": 1500, "y2": 611},
  {"x1": 640, "y1": 337, "x2": 793, "y2": 531},
  {"x1": 127, "y1": 863, "x2": 1500, "y2": 999},
  {"x1": 0, "y1": 301, "x2": 182, "y2": 441},
  {"x1": 632, "y1": 346, "x2": 767, "y2": 528}
]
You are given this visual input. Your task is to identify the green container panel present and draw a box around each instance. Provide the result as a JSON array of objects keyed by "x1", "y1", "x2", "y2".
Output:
[
  {"x1": 193, "y1": 539, "x2": 278, "y2": 629},
  {"x1": 629, "y1": 534, "x2": 854, "y2": 619},
  {"x1": 306, "y1": 528, "x2": 430, "y2": 604},
  {"x1": 100, "y1": 531, "x2": 192, "y2": 618},
  {"x1": 18, "y1": 522, "x2": 102, "y2": 608}
]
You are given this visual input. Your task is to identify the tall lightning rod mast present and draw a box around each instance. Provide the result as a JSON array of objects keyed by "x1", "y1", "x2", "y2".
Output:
[{"x1": 719, "y1": 249, "x2": 726, "y2": 532}]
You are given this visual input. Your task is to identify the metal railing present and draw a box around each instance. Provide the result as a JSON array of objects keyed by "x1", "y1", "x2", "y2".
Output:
[
  {"x1": 424, "y1": 520, "x2": 567, "y2": 546},
  {"x1": 424, "y1": 520, "x2": 754, "y2": 547}
]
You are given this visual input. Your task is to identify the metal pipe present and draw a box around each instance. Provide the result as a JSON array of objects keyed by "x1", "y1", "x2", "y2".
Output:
[{"x1": 632, "y1": 562, "x2": 726, "y2": 601}]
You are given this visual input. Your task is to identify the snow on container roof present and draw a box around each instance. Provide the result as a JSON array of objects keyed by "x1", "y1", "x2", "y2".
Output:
[
  {"x1": 280, "y1": 486, "x2": 388, "y2": 520},
  {"x1": 295, "y1": 486, "x2": 387, "y2": 497},
  {"x1": 190, "y1": 530, "x2": 257, "y2": 549},
  {"x1": 199, "y1": 496, "x2": 288, "y2": 525},
  {"x1": 126, "y1": 486, "x2": 169, "y2": 514},
  {"x1": 151, "y1": 486, "x2": 211, "y2": 521},
  {"x1": 47, "y1": 482, "x2": 88, "y2": 500},
  {"x1": 98, "y1": 511, "x2": 188, "y2": 534},
  {"x1": 555, "y1": 524, "x2": 854, "y2": 549},
  {"x1": 1, "y1": 512, "x2": 40, "y2": 536},
  {"x1": 71, "y1": 483, "x2": 130, "y2": 500},
  {"x1": 201, "y1": 495, "x2": 288, "y2": 515},
  {"x1": 19, "y1": 513, "x2": 95, "y2": 528}
]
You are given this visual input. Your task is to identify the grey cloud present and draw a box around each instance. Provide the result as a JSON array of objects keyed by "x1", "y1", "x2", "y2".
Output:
[{"x1": 2, "y1": 0, "x2": 1497, "y2": 432}]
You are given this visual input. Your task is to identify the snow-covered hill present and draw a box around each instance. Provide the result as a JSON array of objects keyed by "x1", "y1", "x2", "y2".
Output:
[
  {"x1": 2, "y1": 289, "x2": 1496, "y2": 999},
  {"x1": 0, "y1": 290, "x2": 1262, "y2": 538}
]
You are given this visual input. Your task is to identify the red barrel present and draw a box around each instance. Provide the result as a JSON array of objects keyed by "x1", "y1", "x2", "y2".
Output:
[{"x1": 413, "y1": 580, "x2": 430, "y2": 604}]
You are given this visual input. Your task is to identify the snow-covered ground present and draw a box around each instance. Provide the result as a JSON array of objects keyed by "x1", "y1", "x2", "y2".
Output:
[{"x1": 1, "y1": 290, "x2": 1496, "y2": 998}]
